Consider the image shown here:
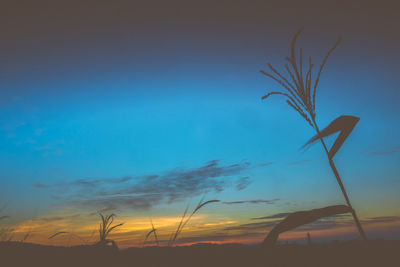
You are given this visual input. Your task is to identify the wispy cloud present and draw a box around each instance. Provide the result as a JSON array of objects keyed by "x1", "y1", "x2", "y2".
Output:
[
  {"x1": 35, "y1": 160, "x2": 263, "y2": 211},
  {"x1": 251, "y1": 212, "x2": 291, "y2": 220},
  {"x1": 255, "y1": 162, "x2": 275, "y2": 167},
  {"x1": 34, "y1": 214, "x2": 81, "y2": 223},
  {"x1": 173, "y1": 232, "x2": 264, "y2": 245},
  {"x1": 360, "y1": 146, "x2": 400, "y2": 156},
  {"x1": 224, "y1": 221, "x2": 279, "y2": 231},
  {"x1": 222, "y1": 199, "x2": 279, "y2": 205},
  {"x1": 34, "y1": 176, "x2": 134, "y2": 190},
  {"x1": 89, "y1": 206, "x2": 118, "y2": 216},
  {"x1": 361, "y1": 216, "x2": 400, "y2": 224},
  {"x1": 235, "y1": 177, "x2": 251, "y2": 191}
]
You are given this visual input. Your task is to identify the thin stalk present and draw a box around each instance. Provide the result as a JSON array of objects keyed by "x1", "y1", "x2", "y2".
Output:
[
  {"x1": 151, "y1": 220, "x2": 159, "y2": 246},
  {"x1": 311, "y1": 117, "x2": 367, "y2": 241}
]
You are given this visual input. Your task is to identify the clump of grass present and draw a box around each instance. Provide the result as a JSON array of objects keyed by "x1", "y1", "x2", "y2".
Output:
[
  {"x1": 168, "y1": 199, "x2": 219, "y2": 246},
  {"x1": 48, "y1": 214, "x2": 123, "y2": 247},
  {"x1": 96, "y1": 213, "x2": 123, "y2": 248}
]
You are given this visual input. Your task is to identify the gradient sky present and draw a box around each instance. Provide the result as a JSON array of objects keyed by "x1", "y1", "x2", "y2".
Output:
[{"x1": 1, "y1": 0, "x2": 400, "y2": 247}]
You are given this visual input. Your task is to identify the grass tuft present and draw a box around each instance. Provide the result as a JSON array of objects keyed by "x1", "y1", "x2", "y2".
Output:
[{"x1": 96, "y1": 213, "x2": 123, "y2": 248}]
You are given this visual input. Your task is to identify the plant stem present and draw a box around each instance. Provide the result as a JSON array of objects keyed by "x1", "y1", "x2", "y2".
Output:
[{"x1": 311, "y1": 117, "x2": 367, "y2": 241}]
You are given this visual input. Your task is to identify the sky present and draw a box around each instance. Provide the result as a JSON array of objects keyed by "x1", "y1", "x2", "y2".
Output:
[{"x1": 0, "y1": 0, "x2": 400, "y2": 247}]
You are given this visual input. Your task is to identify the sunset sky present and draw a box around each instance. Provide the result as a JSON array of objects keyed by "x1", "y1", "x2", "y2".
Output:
[{"x1": 1, "y1": 0, "x2": 399, "y2": 248}]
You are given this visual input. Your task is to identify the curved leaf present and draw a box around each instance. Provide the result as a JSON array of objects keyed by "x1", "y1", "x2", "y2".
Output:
[
  {"x1": 262, "y1": 205, "x2": 352, "y2": 247},
  {"x1": 302, "y1": 115, "x2": 360, "y2": 159}
]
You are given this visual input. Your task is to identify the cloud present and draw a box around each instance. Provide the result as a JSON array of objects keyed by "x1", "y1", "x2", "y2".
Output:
[
  {"x1": 222, "y1": 199, "x2": 279, "y2": 205},
  {"x1": 89, "y1": 206, "x2": 118, "y2": 216},
  {"x1": 361, "y1": 146, "x2": 400, "y2": 156},
  {"x1": 235, "y1": 177, "x2": 251, "y2": 191},
  {"x1": 251, "y1": 212, "x2": 291, "y2": 220},
  {"x1": 75, "y1": 194, "x2": 164, "y2": 211},
  {"x1": 172, "y1": 232, "x2": 264, "y2": 245},
  {"x1": 34, "y1": 214, "x2": 81, "y2": 223},
  {"x1": 361, "y1": 216, "x2": 400, "y2": 224},
  {"x1": 224, "y1": 220, "x2": 279, "y2": 231},
  {"x1": 292, "y1": 219, "x2": 352, "y2": 232},
  {"x1": 255, "y1": 162, "x2": 275, "y2": 167},
  {"x1": 34, "y1": 176, "x2": 134, "y2": 189},
  {"x1": 36, "y1": 160, "x2": 257, "y2": 211}
]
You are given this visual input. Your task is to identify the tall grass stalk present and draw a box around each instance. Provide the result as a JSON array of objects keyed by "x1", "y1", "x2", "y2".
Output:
[
  {"x1": 169, "y1": 199, "x2": 219, "y2": 246},
  {"x1": 260, "y1": 28, "x2": 367, "y2": 241},
  {"x1": 143, "y1": 219, "x2": 159, "y2": 247}
]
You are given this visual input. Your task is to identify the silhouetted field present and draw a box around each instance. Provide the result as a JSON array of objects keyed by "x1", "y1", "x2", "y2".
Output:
[{"x1": 1, "y1": 240, "x2": 398, "y2": 267}]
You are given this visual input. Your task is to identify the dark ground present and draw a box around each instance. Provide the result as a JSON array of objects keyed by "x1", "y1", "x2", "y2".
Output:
[{"x1": 1, "y1": 240, "x2": 399, "y2": 267}]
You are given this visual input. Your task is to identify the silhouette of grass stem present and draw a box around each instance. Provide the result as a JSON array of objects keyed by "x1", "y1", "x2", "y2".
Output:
[
  {"x1": 169, "y1": 199, "x2": 219, "y2": 246},
  {"x1": 311, "y1": 118, "x2": 367, "y2": 241},
  {"x1": 143, "y1": 219, "x2": 159, "y2": 247}
]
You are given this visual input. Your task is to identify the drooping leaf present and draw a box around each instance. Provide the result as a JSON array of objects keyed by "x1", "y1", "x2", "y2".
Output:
[
  {"x1": 262, "y1": 205, "x2": 352, "y2": 247},
  {"x1": 192, "y1": 200, "x2": 220, "y2": 215},
  {"x1": 302, "y1": 115, "x2": 360, "y2": 159},
  {"x1": 49, "y1": 231, "x2": 69, "y2": 239},
  {"x1": 145, "y1": 228, "x2": 156, "y2": 239}
]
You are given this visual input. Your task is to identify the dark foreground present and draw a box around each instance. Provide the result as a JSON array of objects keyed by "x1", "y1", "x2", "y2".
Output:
[{"x1": 1, "y1": 240, "x2": 399, "y2": 267}]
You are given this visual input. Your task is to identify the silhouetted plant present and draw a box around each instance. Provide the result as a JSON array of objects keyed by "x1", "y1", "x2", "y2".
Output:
[
  {"x1": 143, "y1": 219, "x2": 159, "y2": 247},
  {"x1": 168, "y1": 199, "x2": 220, "y2": 246},
  {"x1": 96, "y1": 213, "x2": 123, "y2": 248},
  {"x1": 307, "y1": 232, "x2": 311, "y2": 246},
  {"x1": 260, "y1": 28, "x2": 367, "y2": 241}
]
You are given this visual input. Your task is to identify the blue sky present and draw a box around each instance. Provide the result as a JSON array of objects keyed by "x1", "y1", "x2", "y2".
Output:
[{"x1": 0, "y1": 0, "x2": 399, "y2": 246}]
